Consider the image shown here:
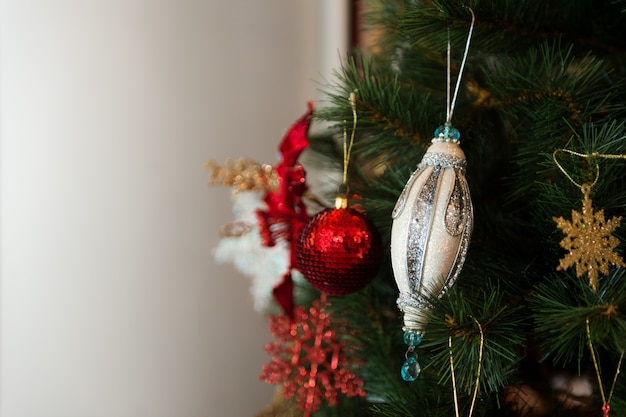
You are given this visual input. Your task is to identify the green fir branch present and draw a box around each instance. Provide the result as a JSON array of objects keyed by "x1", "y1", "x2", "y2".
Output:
[
  {"x1": 296, "y1": 1, "x2": 626, "y2": 415},
  {"x1": 425, "y1": 277, "x2": 527, "y2": 395},
  {"x1": 531, "y1": 268, "x2": 626, "y2": 366}
]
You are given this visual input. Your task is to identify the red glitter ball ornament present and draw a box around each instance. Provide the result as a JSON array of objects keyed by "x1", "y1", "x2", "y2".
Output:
[{"x1": 296, "y1": 198, "x2": 383, "y2": 295}]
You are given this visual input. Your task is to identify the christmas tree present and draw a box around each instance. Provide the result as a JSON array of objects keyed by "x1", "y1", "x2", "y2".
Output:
[{"x1": 209, "y1": 1, "x2": 626, "y2": 416}]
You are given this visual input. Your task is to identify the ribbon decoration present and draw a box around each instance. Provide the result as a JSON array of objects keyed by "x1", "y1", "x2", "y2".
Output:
[{"x1": 256, "y1": 102, "x2": 314, "y2": 317}]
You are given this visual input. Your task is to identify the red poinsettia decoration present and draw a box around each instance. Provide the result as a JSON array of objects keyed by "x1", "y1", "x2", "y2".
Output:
[
  {"x1": 256, "y1": 102, "x2": 314, "y2": 317},
  {"x1": 260, "y1": 295, "x2": 366, "y2": 416}
]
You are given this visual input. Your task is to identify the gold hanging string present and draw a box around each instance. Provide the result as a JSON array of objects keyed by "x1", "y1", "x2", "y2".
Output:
[
  {"x1": 449, "y1": 336, "x2": 460, "y2": 417},
  {"x1": 449, "y1": 316, "x2": 484, "y2": 417},
  {"x1": 607, "y1": 350, "x2": 625, "y2": 411},
  {"x1": 585, "y1": 317, "x2": 625, "y2": 417},
  {"x1": 468, "y1": 317, "x2": 484, "y2": 417},
  {"x1": 336, "y1": 90, "x2": 358, "y2": 209},
  {"x1": 342, "y1": 90, "x2": 358, "y2": 188},
  {"x1": 553, "y1": 149, "x2": 599, "y2": 190},
  {"x1": 552, "y1": 149, "x2": 626, "y2": 190}
]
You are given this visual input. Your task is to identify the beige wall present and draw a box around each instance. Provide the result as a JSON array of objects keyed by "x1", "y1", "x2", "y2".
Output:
[{"x1": 0, "y1": 1, "x2": 347, "y2": 416}]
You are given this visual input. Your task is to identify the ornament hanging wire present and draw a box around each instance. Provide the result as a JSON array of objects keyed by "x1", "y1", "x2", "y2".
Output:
[
  {"x1": 553, "y1": 148, "x2": 626, "y2": 191},
  {"x1": 337, "y1": 90, "x2": 358, "y2": 209},
  {"x1": 449, "y1": 316, "x2": 484, "y2": 417},
  {"x1": 342, "y1": 90, "x2": 358, "y2": 186},
  {"x1": 446, "y1": 7, "x2": 475, "y2": 126},
  {"x1": 586, "y1": 318, "x2": 624, "y2": 417}
]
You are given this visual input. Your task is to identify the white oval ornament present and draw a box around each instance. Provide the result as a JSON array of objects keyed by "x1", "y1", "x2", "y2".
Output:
[{"x1": 390, "y1": 126, "x2": 473, "y2": 333}]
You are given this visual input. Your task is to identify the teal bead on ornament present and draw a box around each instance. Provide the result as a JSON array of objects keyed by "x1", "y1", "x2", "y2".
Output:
[
  {"x1": 401, "y1": 356, "x2": 421, "y2": 381},
  {"x1": 434, "y1": 124, "x2": 460, "y2": 142},
  {"x1": 403, "y1": 330, "x2": 423, "y2": 347}
]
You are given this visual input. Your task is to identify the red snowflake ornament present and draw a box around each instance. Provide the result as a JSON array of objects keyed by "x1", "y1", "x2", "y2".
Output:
[{"x1": 260, "y1": 295, "x2": 366, "y2": 416}]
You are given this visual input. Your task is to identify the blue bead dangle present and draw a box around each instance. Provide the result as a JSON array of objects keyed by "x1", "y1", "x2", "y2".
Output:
[
  {"x1": 401, "y1": 330, "x2": 423, "y2": 382},
  {"x1": 433, "y1": 124, "x2": 461, "y2": 143},
  {"x1": 401, "y1": 355, "x2": 421, "y2": 381},
  {"x1": 404, "y1": 329, "x2": 424, "y2": 346}
]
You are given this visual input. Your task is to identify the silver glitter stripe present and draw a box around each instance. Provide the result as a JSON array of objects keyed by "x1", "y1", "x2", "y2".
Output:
[
  {"x1": 397, "y1": 293, "x2": 431, "y2": 311},
  {"x1": 392, "y1": 166, "x2": 424, "y2": 219},
  {"x1": 445, "y1": 169, "x2": 467, "y2": 236},
  {"x1": 406, "y1": 166, "x2": 440, "y2": 294},
  {"x1": 442, "y1": 172, "x2": 473, "y2": 293},
  {"x1": 420, "y1": 152, "x2": 466, "y2": 172}
]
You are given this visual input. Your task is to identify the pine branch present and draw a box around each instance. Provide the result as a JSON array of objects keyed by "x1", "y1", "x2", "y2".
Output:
[
  {"x1": 297, "y1": 1, "x2": 626, "y2": 416},
  {"x1": 531, "y1": 268, "x2": 626, "y2": 365},
  {"x1": 425, "y1": 275, "x2": 528, "y2": 395}
]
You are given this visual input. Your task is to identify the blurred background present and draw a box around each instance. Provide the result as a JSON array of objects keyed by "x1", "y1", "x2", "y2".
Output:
[{"x1": 0, "y1": 1, "x2": 349, "y2": 416}]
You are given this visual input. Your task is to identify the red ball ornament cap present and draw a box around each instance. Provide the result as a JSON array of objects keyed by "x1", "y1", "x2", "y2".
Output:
[{"x1": 296, "y1": 197, "x2": 383, "y2": 295}]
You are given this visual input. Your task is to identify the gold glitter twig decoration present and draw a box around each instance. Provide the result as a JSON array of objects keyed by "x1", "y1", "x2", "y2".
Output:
[{"x1": 205, "y1": 158, "x2": 278, "y2": 193}]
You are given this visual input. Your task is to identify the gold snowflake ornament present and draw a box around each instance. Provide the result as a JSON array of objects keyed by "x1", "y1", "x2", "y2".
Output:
[{"x1": 553, "y1": 183, "x2": 626, "y2": 291}]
